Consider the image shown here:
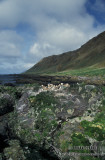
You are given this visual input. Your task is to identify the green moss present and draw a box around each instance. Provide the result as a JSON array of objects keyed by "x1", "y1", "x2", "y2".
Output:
[
  {"x1": 24, "y1": 83, "x2": 40, "y2": 91},
  {"x1": 0, "y1": 97, "x2": 10, "y2": 107},
  {"x1": 81, "y1": 156, "x2": 100, "y2": 160},
  {"x1": 29, "y1": 92, "x2": 59, "y2": 143},
  {"x1": 60, "y1": 140, "x2": 70, "y2": 152},
  {"x1": 102, "y1": 99, "x2": 105, "y2": 105},
  {"x1": 81, "y1": 119, "x2": 105, "y2": 141},
  {"x1": 71, "y1": 133, "x2": 90, "y2": 147},
  {"x1": 4, "y1": 140, "x2": 26, "y2": 160},
  {"x1": 88, "y1": 110, "x2": 91, "y2": 114},
  {"x1": 59, "y1": 133, "x2": 90, "y2": 153},
  {"x1": 56, "y1": 131, "x2": 65, "y2": 137},
  {"x1": 0, "y1": 86, "x2": 22, "y2": 99},
  {"x1": 30, "y1": 92, "x2": 56, "y2": 106},
  {"x1": 35, "y1": 109, "x2": 57, "y2": 139},
  {"x1": 34, "y1": 133, "x2": 41, "y2": 141},
  {"x1": 102, "y1": 86, "x2": 105, "y2": 96}
]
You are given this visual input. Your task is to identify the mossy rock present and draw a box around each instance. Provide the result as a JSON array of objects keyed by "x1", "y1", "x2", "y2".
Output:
[
  {"x1": 3, "y1": 140, "x2": 26, "y2": 160},
  {"x1": 0, "y1": 94, "x2": 14, "y2": 116}
]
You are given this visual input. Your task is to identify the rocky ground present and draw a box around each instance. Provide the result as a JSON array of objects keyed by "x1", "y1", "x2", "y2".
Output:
[
  {"x1": 14, "y1": 74, "x2": 105, "y2": 86},
  {"x1": 0, "y1": 83, "x2": 105, "y2": 160}
]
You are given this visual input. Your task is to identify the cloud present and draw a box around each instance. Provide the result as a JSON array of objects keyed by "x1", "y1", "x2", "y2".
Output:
[
  {"x1": 23, "y1": 63, "x2": 35, "y2": 69},
  {"x1": 0, "y1": 59, "x2": 35, "y2": 74},
  {"x1": 29, "y1": 42, "x2": 58, "y2": 58},
  {"x1": 0, "y1": 0, "x2": 87, "y2": 28},
  {"x1": 0, "y1": 0, "x2": 105, "y2": 73},
  {"x1": 0, "y1": 42, "x2": 20, "y2": 57},
  {"x1": 0, "y1": 30, "x2": 24, "y2": 73},
  {"x1": 0, "y1": 30, "x2": 23, "y2": 58},
  {"x1": 0, "y1": 29, "x2": 35, "y2": 73},
  {"x1": 29, "y1": 11, "x2": 98, "y2": 59}
]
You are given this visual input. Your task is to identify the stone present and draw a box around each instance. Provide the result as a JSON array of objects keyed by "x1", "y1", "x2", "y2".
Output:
[
  {"x1": 85, "y1": 85, "x2": 95, "y2": 91},
  {"x1": 0, "y1": 83, "x2": 104, "y2": 160},
  {"x1": 74, "y1": 98, "x2": 81, "y2": 105},
  {"x1": 16, "y1": 92, "x2": 30, "y2": 113},
  {"x1": 3, "y1": 140, "x2": 26, "y2": 160},
  {"x1": 0, "y1": 94, "x2": 14, "y2": 116},
  {"x1": 67, "y1": 109, "x2": 74, "y2": 115}
]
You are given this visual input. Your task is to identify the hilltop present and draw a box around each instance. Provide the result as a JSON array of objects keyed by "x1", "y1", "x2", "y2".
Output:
[{"x1": 25, "y1": 31, "x2": 105, "y2": 76}]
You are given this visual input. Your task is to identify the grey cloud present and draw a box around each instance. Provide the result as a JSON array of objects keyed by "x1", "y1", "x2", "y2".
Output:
[
  {"x1": 0, "y1": 0, "x2": 87, "y2": 28},
  {"x1": 0, "y1": 42, "x2": 20, "y2": 57},
  {"x1": 0, "y1": 30, "x2": 23, "y2": 58},
  {"x1": 0, "y1": 59, "x2": 35, "y2": 74},
  {"x1": 0, "y1": 30, "x2": 25, "y2": 73},
  {"x1": 0, "y1": 0, "x2": 104, "y2": 74}
]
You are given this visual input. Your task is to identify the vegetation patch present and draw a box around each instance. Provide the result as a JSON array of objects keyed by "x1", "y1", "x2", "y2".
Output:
[
  {"x1": 54, "y1": 67, "x2": 105, "y2": 77},
  {"x1": 29, "y1": 92, "x2": 57, "y2": 111},
  {"x1": 29, "y1": 92, "x2": 58, "y2": 144},
  {"x1": 81, "y1": 116, "x2": 105, "y2": 141}
]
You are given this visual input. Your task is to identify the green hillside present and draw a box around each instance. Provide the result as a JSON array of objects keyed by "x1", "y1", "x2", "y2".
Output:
[{"x1": 25, "y1": 31, "x2": 105, "y2": 76}]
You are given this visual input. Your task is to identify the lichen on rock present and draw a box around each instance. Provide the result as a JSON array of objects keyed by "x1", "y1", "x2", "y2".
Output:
[{"x1": 0, "y1": 83, "x2": 105, "y2": 160}]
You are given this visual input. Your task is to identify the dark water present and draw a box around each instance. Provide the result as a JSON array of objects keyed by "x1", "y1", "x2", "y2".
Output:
[{"x1": 0, "y1": 74, "x2": 19, "y2": 85}]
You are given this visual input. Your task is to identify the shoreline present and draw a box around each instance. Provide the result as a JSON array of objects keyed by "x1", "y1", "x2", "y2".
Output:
[{"x1": 0, "y1": 74, "x2": 105, "y2": 86}]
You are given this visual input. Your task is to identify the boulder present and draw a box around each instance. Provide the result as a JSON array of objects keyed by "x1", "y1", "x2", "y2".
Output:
[
  {"x1": 0, "y1": 94, "x2": 14, "y2": 116},
  {"x1": 85, "y1": 85, "x2": 95, "y2": 91},
  {"x1": 3, "y1": 140, "x2": 26, "y2": 160}
]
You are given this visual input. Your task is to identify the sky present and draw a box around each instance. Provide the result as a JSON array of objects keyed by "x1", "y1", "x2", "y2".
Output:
[{"x1": 0, "y1": 0, "x2": 105, "y2": 74}]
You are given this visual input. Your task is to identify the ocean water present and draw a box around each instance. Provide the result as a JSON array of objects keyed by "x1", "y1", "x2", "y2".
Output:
[{"x1": 0, "y1": 74, "x2": 18, "y2": 85}]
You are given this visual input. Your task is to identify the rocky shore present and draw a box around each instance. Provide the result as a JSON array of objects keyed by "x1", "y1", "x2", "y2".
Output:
[
  {"x1": 0, "y1": 82, "x2": 105, "y2": 160},
  {"x1": 14, "y1": 74, "x2": 105, "y2": 86}
]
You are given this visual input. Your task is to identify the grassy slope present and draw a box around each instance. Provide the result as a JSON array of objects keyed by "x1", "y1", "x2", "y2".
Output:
[
  {"x1": 52, "y1": 67, "x2": 105, "y2": 77},
  {"x1": 25, "y1": 31, "x2": 105, "y2": 77}
]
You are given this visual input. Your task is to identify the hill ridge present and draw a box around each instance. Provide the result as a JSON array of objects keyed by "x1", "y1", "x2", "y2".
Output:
[{"x1": 26, "y1": 31, "x2": 105, "y2": 75}]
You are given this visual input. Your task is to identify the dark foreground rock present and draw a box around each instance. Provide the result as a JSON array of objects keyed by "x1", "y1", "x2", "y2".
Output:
[
  {"x1": 0, "y1": 83, "x2": 105, "y2": 160},
  {"x1": 0, "y1": 94, "x2": 14, "y2": 116}
]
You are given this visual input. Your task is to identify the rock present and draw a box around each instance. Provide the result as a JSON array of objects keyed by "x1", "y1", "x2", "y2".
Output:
[
  {"x1": 79, "y1": 86, "x2": 82, "y2": 92},
  {"x1": 64, "y1": 83, "x2": 70, "y2": 88},
  {"x1": 0, "y1": 83, "x2": 103, "y2": 160},
  {"x1": 16, "y1": 92, "x2": 30, "y2": 113},
  {"x1": 85, "y1": 85, "x2": 95, "y2": 91},
  {"x1": 71, "y1": 105, "x2": 86, "y2": 118},
  {"x1": 41, "y1": 83, "x2": 70, "y2": 92},
  {"x1": 67, "y1": 109, "x2": 74, "y2": 115},
  {"x1": 3, "y1": 140, "x2": 26, "y2": 160},
  {"x1": 55, "y1": 93, "x2": 65, "y2": 97},
  {"x1": 0, "y1": 94, "x2": 14, "y2": 116},
  {"x1": 74, "y1": 98, "x2": 81, "y2": 105},
  {"x1": 0, "y1": 116, "x2": 8, "y2": 136},
  {"x1": 0, "y1": 153, "x2": 3, "y2": 160},
  {"x1": 10, "y1": 92, "x2": 36, "y2": 144},
  {"x1": 4, "y1": 83, "x2": 15, "y2": 87}
]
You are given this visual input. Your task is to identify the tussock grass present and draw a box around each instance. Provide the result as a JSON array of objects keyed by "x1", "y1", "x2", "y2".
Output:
[{"x1": 52, "y1": 67, "x2": 105, "y2": 77}]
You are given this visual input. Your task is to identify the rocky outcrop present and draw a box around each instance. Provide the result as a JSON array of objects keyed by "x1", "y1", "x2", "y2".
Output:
[
  {"x1": 0, "y1": 94, "x2": 14, "y2": 116},
  {"x1": 3, "y1": 140, "x2": 26, "y2": 160},
  {"x1": 0, "y1": 83, "x2": 105, "y2": 160}
]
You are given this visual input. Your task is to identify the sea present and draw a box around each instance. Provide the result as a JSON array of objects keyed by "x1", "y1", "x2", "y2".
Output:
[{"x1": 0, "y1": 74, "x2": 18, "y2": 85}]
